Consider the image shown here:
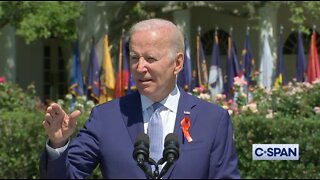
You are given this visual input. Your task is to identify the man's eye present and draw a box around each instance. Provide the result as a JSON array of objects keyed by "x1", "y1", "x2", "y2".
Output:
[
  {"x1": 146, "y1": 57, "x2": 156, "y2": 62},
  {"x1": 130, "y1": 56, "x2": 139, "y2": 61}
]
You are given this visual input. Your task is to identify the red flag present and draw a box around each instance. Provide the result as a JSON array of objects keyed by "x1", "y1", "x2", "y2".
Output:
[{"x1": 306, "y1": 31, "x2": 320, "y2": 83}]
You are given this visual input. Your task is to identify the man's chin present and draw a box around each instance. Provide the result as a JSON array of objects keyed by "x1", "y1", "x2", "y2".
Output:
[{"x1": 138, "y1": 87, "x2": 157, "y2": 99}]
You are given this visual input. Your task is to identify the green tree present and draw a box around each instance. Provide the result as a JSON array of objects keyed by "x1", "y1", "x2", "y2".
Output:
[{"x1": 0, "y1": 1, "x2": 84, "y2": 43}]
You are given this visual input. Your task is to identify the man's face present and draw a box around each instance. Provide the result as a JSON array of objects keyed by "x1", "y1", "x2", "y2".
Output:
[{"x1": 129, "y1": 29, "x2": 181, "y2": 102}]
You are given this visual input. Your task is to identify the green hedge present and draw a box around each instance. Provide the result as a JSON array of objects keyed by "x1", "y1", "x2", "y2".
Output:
[
  {"x1": 233, "y1": 114, "x2": 320, "y2": 179},
  {"x1": 0, "y1": 111, "x2": 93, "y2": 179},
  {"x1": 0, "y1": 111, "x2": 320, "y2": 178},
  {"x1": 0, "y1": 111, "x2": 46, "y2": 178}
]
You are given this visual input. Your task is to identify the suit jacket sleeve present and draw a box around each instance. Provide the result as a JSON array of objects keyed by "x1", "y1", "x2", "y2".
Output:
[{"x1": 209, "y1": 109, "x2": 240, "y2": 178}]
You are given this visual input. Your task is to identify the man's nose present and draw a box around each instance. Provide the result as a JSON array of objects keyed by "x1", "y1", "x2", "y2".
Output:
[{"x1": 136, "y1": 57, "x2": 147, "y2": 72}]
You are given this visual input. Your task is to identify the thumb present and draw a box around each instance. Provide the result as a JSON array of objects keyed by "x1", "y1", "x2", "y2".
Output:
[{"x1": 69, "y1": 110, "x2": 81, "y2": 126}]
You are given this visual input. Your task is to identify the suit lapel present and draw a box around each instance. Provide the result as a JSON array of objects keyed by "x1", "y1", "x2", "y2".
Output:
[
  {"x1": 174, "y1": 89, "x2": 198, "y2": 144},
  {"x1": 163, "y1": 89, "x2": 198, "y2": 178},
  {"x1": 120, "y1": 91, "x2": 144, "y2": 144}
]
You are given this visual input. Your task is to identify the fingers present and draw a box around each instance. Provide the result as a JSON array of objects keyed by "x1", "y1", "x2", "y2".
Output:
[
  {"x1": 43, "y1": 103, "x2": 79, "y2": 145},
  {"x1": 42, "y1": 116, "x2": 50, "y2": 128},
  {"x1": 50, "y1": 103, "x2": 65, "y2": 119},
  {"x1": 43, "y1": 103, "x2": 81, "y2": 134},
  {"x1": 44, "y1": 112, "x2": 53, "y2": 126},
  {"x1": 46, "y1": 103, "x2": 65, "y2": 123}
]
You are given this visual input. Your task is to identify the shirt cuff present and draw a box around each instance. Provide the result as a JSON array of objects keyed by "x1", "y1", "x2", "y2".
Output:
[{"x1": 45, "y1": 138, "x2": 70, "y2": 161}]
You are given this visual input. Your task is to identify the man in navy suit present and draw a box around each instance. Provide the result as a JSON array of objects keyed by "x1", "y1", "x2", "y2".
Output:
[{"x1": 40, "y1": 18, "x2": 240, "y2": 179}]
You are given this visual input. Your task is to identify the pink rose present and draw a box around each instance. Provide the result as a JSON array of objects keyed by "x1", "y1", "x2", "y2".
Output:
[{"x1": 0, "y1": 76, "x2": 5, "y2": 83}]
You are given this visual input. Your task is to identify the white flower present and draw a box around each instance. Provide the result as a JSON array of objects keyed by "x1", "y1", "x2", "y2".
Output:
[
  {"x1": 222, "y1": 105, "x2": 229, "y2": 110},
  {"x1": 86, "y1": 101, "x2": 95, "y2": 110},
  {"x1": 199, "y1": 93, "x2": 210, "y2": 101},
  {"x1": 65, "y1": 94, "x2": 72, "y2": 100},
  {"x1": 314, "y1": 107, "x2": 320, "y2": 114},
  {"x1": 266, "y1": 109, "x2": 274, "y2": 119},
  {"x1": 248, "y1": 103, "x2": 258, "y2": 113},
  {"x1": 57, "y1": 99, "x2": 64, "y2": 106}
]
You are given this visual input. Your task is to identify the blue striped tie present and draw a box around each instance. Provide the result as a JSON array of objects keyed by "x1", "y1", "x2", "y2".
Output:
[{"x1": 147, "y1": 102, "x2": 163, "y2": 163}]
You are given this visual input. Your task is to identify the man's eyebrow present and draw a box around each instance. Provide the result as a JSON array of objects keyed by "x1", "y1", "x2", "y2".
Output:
[{"x1": 129, "y1": 52, "x2": 138, "y2": 56}]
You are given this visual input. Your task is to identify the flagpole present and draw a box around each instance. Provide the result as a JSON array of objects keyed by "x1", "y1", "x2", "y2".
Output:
[
  {"x1": 246, "y1": 26, "x2": 250, "y2": 104},
  {"x1": 312, "y1": 25, "x2": 317, "y2": 82},
  {"x1": 197, "y1": 26, "x2": 202, "y2": 88},
  {"x1": 280, "y1": 25, "x2": 284, "y2": 86},
  {"x1": 119, "y1": 29, "x2": 124, "y2": 96},
  {"x1": 229, "y1": 26, "x2": 233, "y2": 100}
]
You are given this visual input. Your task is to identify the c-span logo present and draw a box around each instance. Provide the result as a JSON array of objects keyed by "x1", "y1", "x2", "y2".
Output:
[{"x1": 252, "y1": 144, "x2": 299, "y2": 160}]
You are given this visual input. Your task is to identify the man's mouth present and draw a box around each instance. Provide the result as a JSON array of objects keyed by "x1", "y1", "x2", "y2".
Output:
[{"x1": 139, "y1": 79, "x2": 152, "y2": 82}]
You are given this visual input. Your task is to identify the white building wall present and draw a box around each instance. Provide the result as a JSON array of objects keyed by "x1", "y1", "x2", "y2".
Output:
[{"x1": 0, "y1": 25, "x2": 16, "y2": 82}]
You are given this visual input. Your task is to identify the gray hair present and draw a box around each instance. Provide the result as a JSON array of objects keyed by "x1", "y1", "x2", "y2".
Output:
[{"x1": 129, "y1": 18, "x2": 184, "y2": 59}]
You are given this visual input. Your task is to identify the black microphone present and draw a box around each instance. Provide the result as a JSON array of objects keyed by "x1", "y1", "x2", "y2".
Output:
[
  {"x1": 133, "y1": 133, "x2": 154, "y2": 179},
  {"x1": 163, "y1": 133, "x2": 180, "y2": 163},
  {"x1": 159, "y1": 133, "x2": 180, "y2": 178},
  {"x1": 133, "y1": 133, "x2": 150, "y2": 163}
]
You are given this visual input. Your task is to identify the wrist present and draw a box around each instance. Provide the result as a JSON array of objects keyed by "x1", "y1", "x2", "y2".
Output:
[{"x1": 49, "y1": 139, "x2": 67, "y2": 149}]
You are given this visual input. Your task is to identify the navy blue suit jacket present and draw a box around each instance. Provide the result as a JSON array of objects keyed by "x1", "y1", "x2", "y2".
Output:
[{"x1": 40, "y1": 89, "x2": 240, "y2": 178}]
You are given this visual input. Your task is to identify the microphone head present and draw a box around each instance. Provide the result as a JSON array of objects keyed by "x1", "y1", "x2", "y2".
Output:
[
  {"x1": 134, "y1": 133, "x2": 150, "y2": 148},
  {"x1": 133, "y1": 133, "x2": 150, "y2": 162},
  {"x1": 164, "y1": 133, "x2": 179, "y2": 147},
  {"x1": 163, "y1": 133, "x2": 180, "y2": 163}
]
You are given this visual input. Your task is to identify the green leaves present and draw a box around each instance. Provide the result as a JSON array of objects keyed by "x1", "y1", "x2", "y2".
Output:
[
  {"x1": 0, "y1": 82, "x2": 42, "y2": 112},
  {"x1": 0, "y1": 2, "x2": 84, "y2": 43}
]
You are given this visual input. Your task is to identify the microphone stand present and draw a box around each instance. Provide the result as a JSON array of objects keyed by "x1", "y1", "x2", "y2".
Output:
[
  {"x1": 159, "y1": 159, "x2": 174, "y2": 178},
  {"x1": 137, "y1": 158, "x2": 154, "y2": 179},
  {"x1": 145, "y1": 157, "x2": 174, "y2": 179}
]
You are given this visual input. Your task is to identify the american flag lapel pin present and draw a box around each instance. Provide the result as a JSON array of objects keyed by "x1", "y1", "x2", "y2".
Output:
[{"x1": 183, "y1": 111, "x2": 190, "y2": 115}]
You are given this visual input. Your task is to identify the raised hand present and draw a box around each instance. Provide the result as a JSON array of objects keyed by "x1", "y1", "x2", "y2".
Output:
[{"x1": 42, "y1": 103, "x2": 81, "y2": 148}]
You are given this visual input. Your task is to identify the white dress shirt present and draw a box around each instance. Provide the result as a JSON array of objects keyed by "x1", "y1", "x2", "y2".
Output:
[{"x1": 141, "y1": 85, "x2": 180, "y2": 143}]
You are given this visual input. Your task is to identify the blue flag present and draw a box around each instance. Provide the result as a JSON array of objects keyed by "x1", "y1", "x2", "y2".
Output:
[
  {"x1": 225, "y1": 33, "x2": 240, "y2": 100},
  {"x1": 69, "y1": 41, "x2": 84, "y2": 97},
  {"x1": 86, "y1": 38, "x2": 100, "y2": 102},
  {"x1": 177, "y1": 36, "x2": 192, "y2": 92},
  {"x1": 208, "y1": 34, "x2": 223, "y2": 97},
  {"x1": 240, "y1": 33, "x2": 255, "y2": 85},
  {"x1": 191, "y1": 69, "x2": 199, "y2": 91},
  {"x1": 295, "y1": 31, "x2": 306, "y2": 82},
  {"x1": 274, "y1": 30, "x2": 287, "y2": 89}
]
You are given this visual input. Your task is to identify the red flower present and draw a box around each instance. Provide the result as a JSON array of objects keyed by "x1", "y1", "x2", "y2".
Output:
[{"x1": 0, "y1": 76, "x2": 5, "y2": 83}]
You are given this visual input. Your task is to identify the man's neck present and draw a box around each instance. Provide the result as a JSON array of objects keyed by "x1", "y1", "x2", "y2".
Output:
[{"x1": 152, "y1": 84, "x2": 176, "y2": 102}]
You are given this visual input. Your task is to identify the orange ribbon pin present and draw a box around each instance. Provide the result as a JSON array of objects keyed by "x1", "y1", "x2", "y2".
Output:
[{"x1": 180, "y1": 117, "x2": 193, "y2": 143}]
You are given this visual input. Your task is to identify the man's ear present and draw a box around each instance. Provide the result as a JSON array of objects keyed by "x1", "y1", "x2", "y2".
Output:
[{"x1": 174, "y1": 52, "x2": 184, "y2": 75}]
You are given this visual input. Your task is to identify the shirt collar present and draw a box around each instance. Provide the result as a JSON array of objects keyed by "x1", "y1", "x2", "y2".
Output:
[{"x1": 141, "y1": 85, "x2": 180, "y2": 113}]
